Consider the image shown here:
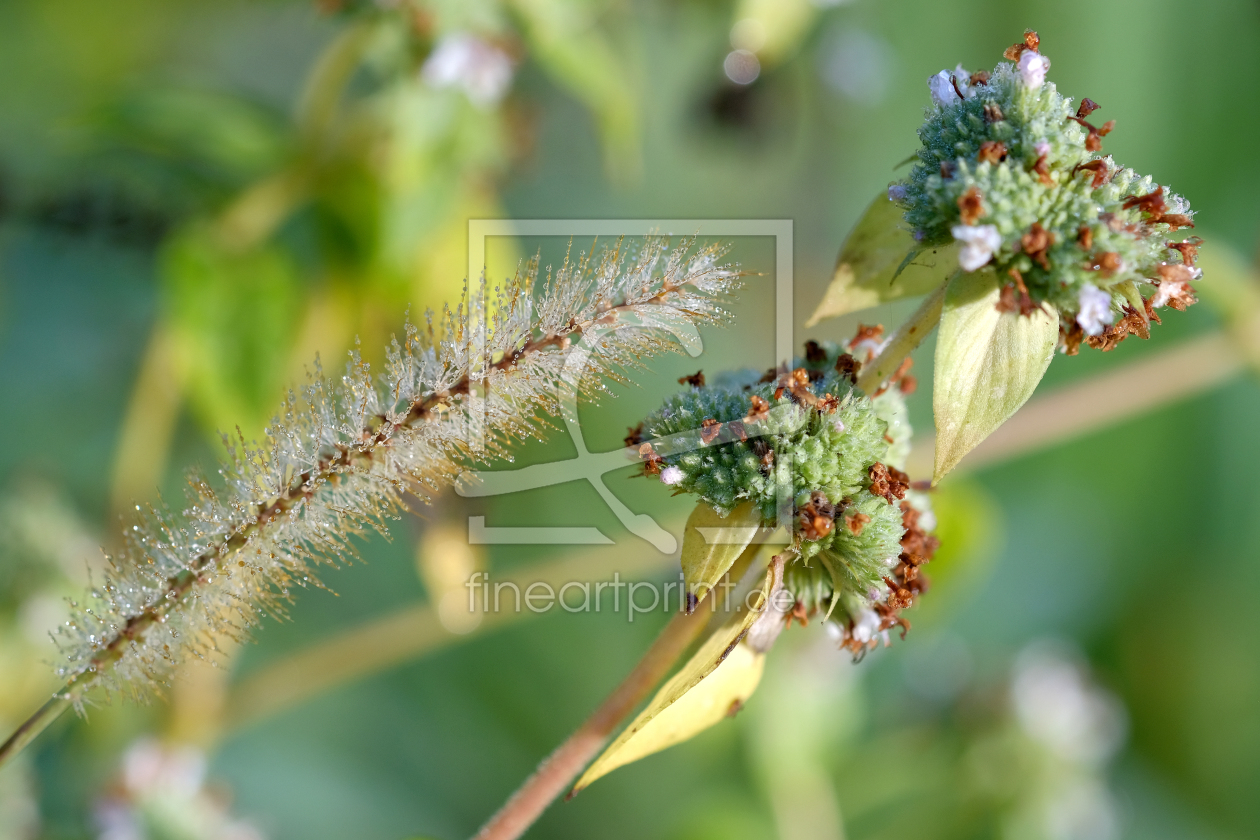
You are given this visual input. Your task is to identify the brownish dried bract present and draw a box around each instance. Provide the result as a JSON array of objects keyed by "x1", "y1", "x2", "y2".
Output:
[
  {"x1": 624, "y1": 423, "x2": 644, "y2": 448},
  {"x1": 940, "y1": 159, "x2": 956, "y2": 179},
  {"x1": 1059, "y1": 320, "x2": 1085, "y2": 356},
  {"x1": 1073, "y1": 160, "x2": 1110, "y2": 189},
  {"x1": 958, "y1": 186, "x2": 984, "y2": 225},
  {"x1": 789, "y1": 367, "x2": 812, "y2": 389},
  {"x1": 970, "y1": 70, "x2": 991, "y2": 86},
  {"x1": 978, "y1": 140, "x2": 1007, "y2": 165},
  {"x1": 1123, "y1": 186, "x2": 1166, "y2": 216},
  {"x1": 700, "y1": 418, "x2": 722, "y2": 444},
  {"x1": 727, "y1": 419, "x2": 749, "y2": 442},
  {"x1": 678, "y1": 369, "x2": 705, "y2": 387},
  {"x1": 997, "y1": 267, "x2": 1038, "y2": 317},
  {"x1": 834, "y1": 353, "x2": 861, "y2": 384},
  {"x1": 1152, "y1": 214, "x2": 1194, "y2": 231},
  {"x1": 1076, "y1": 98, "x2": 1100, "y2": 119},
  {"x1": 983, "y1": 101, "x2": 1005, "y2": 123},
  {"x1": 818, "y1": 394, "x2": 840, "y2": 414},
  {"x1": 1021, "y1": 222, "x2": 1054, "y2": 270},
  {"x1": 1068, "y1": 113, "x2": 1115, "y2": 152},
  {"x1": 868, "y1": 462, "x2": 910, "y2": 504},
  {"x1": 804, "y1": 339, "x2": 827, "y2": 364},
  {"x1": 1032, "y1": 151, "x2": 1053, "y2": 186},
  {"x1": 1077, "y1": 225, "x2": 1094, "y2": 251},
  {"x1": 899, "y1": 502, "x2": 940, "y2": 567},
  {"x1": 1156, "y1": 263, "x2": 1199, "y2": 310},
  {"x1": 1167, "y1": 236, "x2": 1203, "y2": 267},
  {"x1": 844, "y1": 511, "x2": 871, "y2": 535},
  {"x1": 1086, "y1": 305, "x2": 1149, "y2": 351},
  {"x1": 747, "y1": 394, "x2": 770, "y2": 423},
  {"x1": 1090, "y1": 251, "x2": 1122, "y2": 278},
  {"x1": 752, "y1": 439, "x2": 775, "y2": 473},
  {"x1": 798, "y1": 490, "x2": 837, "y2": 542},
  {"x1": 638, "y1": 442, "x2": 663, "y2": 474},
  {"x1": 1003, "y1": 29, "x2": 1040, "y2": 60},
  {"x1": 848, "y1": 323, "x2": 885, "y2": 349},
  {"x1": 883, "y1": 577, "x2": 914, "y2": 611}
]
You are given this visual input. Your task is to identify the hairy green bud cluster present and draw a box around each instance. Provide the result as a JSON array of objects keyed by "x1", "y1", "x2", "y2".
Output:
[
  {"x1": 890, "y1": 37, "x2": 1201, "y2": 344},
  {"x1": 640, "y1": 341, "x2": 933, "y2": 651}
]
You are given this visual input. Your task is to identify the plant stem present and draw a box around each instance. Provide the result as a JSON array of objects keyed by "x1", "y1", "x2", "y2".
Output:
[
  {"x1": 0, "y1": 693, "x2": 72, "y2": 768},
  {"x1": 855, "y1": 276, "x2": 953, "y2": 395},
  {"x1": 471, "y1": 547, "x2": 765, "y2": 840}
]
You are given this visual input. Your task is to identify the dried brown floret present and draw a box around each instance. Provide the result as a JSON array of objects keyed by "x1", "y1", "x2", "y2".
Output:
[
  {"x1": 1003, "y1": 29, "x2": 1040, "y2": 61},
  {"x1": 1086, "y1": 305, "x2": 1149, "y2": 351},
  {"x1": 638, "y1": 442, "x2": 663, "y2": 474},
  {"x1": 978, "y1": 140, "x2": 1008, "y2": 165},
  {"x1": 747, "y1": 394, "x2": 770, "y2": 422},
  {"x1": 983, "y1": 101, "x2": 1005, "y2": 123},
  {"x1": 1167, "y1": 236, "x2": 1203, "y2": 267},
  {"x1": 1059, "y1": 320, "x2": 1085, "y2": 356},
  {"x1": 1155, "y1": 264, "x2": 1198, "y2": 310},
  {"x1": 797, "y1": 491, "x2": 837, "y2": 542},
  {"x1": 834, "y1": 353, "x2": 861, "y2": 383},
  {"x1": 1073, "y1": 159, "x2": 1110, "y2": 189},
  {"x1": 970, "y1": 69, "x2": 991, "y2": 86},
  {"x1": 1077, "y1": 225, "x2": 1094, "y2": 251},
  {"x1": 1032, "y1": 151, "x2": 1053, "y2": 186},
  {"x1": 844, "y1": 511, "x2": 871, "y2": 535},
  {"x1": 1151, "y1": 214, "x2": 1194, "y2": 231},
  {"x1": 1021, "y1": 222, "x2": 1054, "y2": 270},
  {"x1": 677, "y1": 370, "x2": 705, "y2": 387},
  {"x1": 1091, "y1": 251, "x2": 1122, "y2": 277},
  {"x1": 868, "y1": 462, "x2": 909, "y2": 504},
  {"x1": 1076, "y1": 98, "x2": 1100, "y2": 119},
  {"x1": 700, "y1": 418, "x2": 722, "y2": 444},
  {"x1": 997, "y1": 267, "x2": 1038, "y2": 317},
  {"x1": 624, "y1": 423, "x2": 644, "y2": 448},
  {"x1": 940, "y1": 159, "x2": 956, "y2": 179},
  {"x1": 958, "y1": 186, "x2": 984, "y2": 225},
  {"x1": 803, "y1": 339, "x2": 827, "y2": 364},
  {"x1": 1122, "y1": 186, "x2": 1167, "y2": 216}
]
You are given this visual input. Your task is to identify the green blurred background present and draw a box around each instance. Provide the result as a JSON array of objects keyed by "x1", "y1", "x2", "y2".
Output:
[{"x1": 1, "y1": 0, "x2": 1258, "y2": 838}]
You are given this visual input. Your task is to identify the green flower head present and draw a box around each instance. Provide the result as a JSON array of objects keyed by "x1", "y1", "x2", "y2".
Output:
[
  {"x1": 889, "y1": 31, "x2": 1202, "y2": 354},
  {"x1": 637, "y1": 338, "x2": 937, "y2": 654}
]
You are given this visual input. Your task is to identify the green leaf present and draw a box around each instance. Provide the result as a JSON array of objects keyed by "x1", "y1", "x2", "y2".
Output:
[
  {"x1": 680, "y1": 501, "x2": 761, "y2": 611},
  {"x1": 932, "y1": 270, "x2": 1059, "y2": 483},
  {"x1": 572, "y1": 558, "x2": 780, "y2": 793},
  {"x1": 805, "y1": 193, "x2": 958, "y2": 326}
]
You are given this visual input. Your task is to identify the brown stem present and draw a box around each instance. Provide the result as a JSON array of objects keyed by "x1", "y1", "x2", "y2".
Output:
[
  {"x1": 471, "y1": 606, "x2": 711, "y2": 840},
  {"x1": 471, "y1": 545, "x2": 766, "y2": 840}
]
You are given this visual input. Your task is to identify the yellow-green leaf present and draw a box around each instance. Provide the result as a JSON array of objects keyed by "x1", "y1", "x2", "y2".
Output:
[
  {"x1": 572, "y1": 559, "x2": 781, "y2": 793},
  {"x1": 680, "y1": 501, "x2": 761, "y2": 611},
  {"x1": 932, "y1": 270, "x2": 1059, "y2": 483},
  {"x1": 806, "y1": 193, "x2": 958, "y2": 326}
]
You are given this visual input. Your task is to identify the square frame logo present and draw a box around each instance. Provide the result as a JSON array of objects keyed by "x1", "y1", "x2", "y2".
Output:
[{"x1": 458, "y1": 219, "x2": 794, "y2": 554}]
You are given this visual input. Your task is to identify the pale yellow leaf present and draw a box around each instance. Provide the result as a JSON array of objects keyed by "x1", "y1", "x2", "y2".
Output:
[
  {"x1": 680, "y1": 500, "x2": 761, "y2": 611},
  {"x1": 806, "y1": 193, "x2": 959, "y2": 326},
  {"x1": 932, "y1": 270, "x2": 1060, "y2": 483},
  {"x1": 572, "y1": 559, "x2": 780, "y2": 792}
]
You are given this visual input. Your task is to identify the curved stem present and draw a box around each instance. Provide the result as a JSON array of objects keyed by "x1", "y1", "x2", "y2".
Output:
[
  {"x1": 855, "y1": 276, "x2": 953, "y2": 395},
  {"x1": 472, "y1": 546, "x2": 765, "y2": 840},
  {"x1": 0, "y1": 693, "x2": 72, "y2": 768}
]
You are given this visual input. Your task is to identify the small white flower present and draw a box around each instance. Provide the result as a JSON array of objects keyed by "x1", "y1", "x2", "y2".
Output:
[
  {"x1": 832, "y1": 418, "x2": 846, "y2": 435},
  {"x1": 1018, "y1": 51, "x2": 1051, "y2": 89},
  {"x1": 888, "y1": 184, "x2": 907, "y2": 202},
  {"x1": 422, "y1": 33, "x2": 514, "y2": 107},
  {"x1": 1076, "y1": 284, "x2": 1113, "y2": 335},
  {"x1": 951, "y1": 224, "x2": 1002, "y2": 272},
  {"x1": 1035, "y1": 141, "x2": 1051, "y2": 157},
  {"x1": 850, "y1": 608, "x2": 882, "y2": 644},
  {"x1": 927, "y1": 69, "x2": 960, "y2": 107},
  {"x1": 660, "y1": 465, "x2": 684, "y2": 485}
]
